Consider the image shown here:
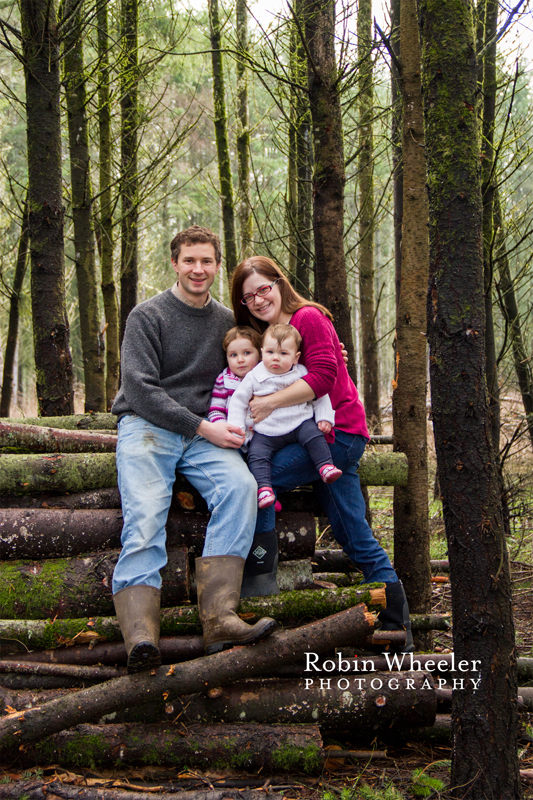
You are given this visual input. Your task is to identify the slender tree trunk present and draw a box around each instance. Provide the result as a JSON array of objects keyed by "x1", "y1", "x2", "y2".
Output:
[
  {"x1": 208, "y1": 0, "x2": 237, "y2": 278},
  {"x1": 481, "y1": 0, "x2": 500, "y2": 458},
  {"x1": 295, "y1": 0, "x2": 312, "y2": 299},
  {"x1": 494, "y1": 192, "x2": 533, "y2": 450},
  {"x1": 392, "y1": 0, "x2": 431, "y2": 621},
  {"x1": 119, "y1": 0, "x2": 139, "y2": 342},
  {"x1": 303, "y1": 0, "x2": 356, "y2": 381},
  {"x1": 63, "y1": 0, "x2": 105, "y2": 412},
  {"x1": 20, "y1": 0, "x2": 74, "y2": 416},
  {"x1": 390, "y1": 0, "x2": 402, "y2": 312},
  {"x1": 97, "y1": 0, "x2": 120, "y2": 408},
  {"x1": 0, "y1": 200, "x2": 29, "y2": 417},
  {"x1": 418, "y1": 1, "x2": 521, "y2": 795},
  {"x1": 357, "y1": 0, "x2": 380, "y2": 431},
  {"x1": 236, "y1": 0, "x2": 252, "y2": 260},
  {"x1": 287, "y1": 24, "x2": 299, "y2": 280}
]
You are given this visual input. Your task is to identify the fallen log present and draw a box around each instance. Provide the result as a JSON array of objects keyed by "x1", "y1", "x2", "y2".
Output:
[
  {"x1": 0, "y1": 783, "x2": 285, "y2": 800},
  {"x1": 0, "y1": 488, "x2": 122, "y2": 509},
  {"x1": 1, "y1": 635, "x2": 204, "y2": 665},
  {"x1": 1, "y1": 413, "x2": 117, "y2": 430},
  {"x1": 0, "y1": 451, "x2": 408, "y2": 496},
  {"x1": 0, "y1": 508, "x2": 317, "y2": 562},
  {"x1": 10, "y1": 721, "x2": 325, "y2": 772},
  {"x1": 163, "y1": 672, "x2": 436, "y2": 732},
  {"x1": 313, "y1": 549, "x2": 356, "y2": 573},
  {"x1": 0, "y1": 686, "x2": 76, "y2": 715},
  {"x1": 0, "y1": 422, "x2": 117, "y2": 454},
  {"x1": 0, "y1": 604, "x2": 374, "y2": 751},
  {"x1": 0, "y1": 661, "x2": 125, "y2": 681},
  {"x1": 0, "y1": 547, "x2": 189, "y2": 619}
]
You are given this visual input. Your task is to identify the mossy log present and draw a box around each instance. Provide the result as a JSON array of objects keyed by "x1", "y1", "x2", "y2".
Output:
[
  {"x1": 0, "y1": 547, "x2": 189, "y2": 619},
  {"x1": 0, "y1": 451, "x2": 407, "y2": 496},
  {"x1": 1, "y1": 413, "x2": 117, "y2": 430},
  {"x1": 0, "y1": 508, "x2": 316, "y2": 562},
  {"x1": 10, "y1": 721, "x2": 324, "y2": 772},
  {"x1": 0, "y1": 422, "x2": 116, "y2": 454},
  {"x1": 0, "y1": 604, "x2": 374, "y2": 750},
  {"x1": 167, "y1": 672, "x2": 436, "y2": 733}
]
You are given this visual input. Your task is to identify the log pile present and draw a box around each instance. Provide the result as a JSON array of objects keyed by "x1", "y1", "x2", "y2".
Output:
[{"x1": 0, "y1": 416, "x2": 456, "y2": 784}]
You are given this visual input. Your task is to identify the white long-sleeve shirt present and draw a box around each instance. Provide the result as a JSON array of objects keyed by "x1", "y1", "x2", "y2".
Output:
[{"x1": 227, "y1": 362, "x2": 335, "y2": 437}]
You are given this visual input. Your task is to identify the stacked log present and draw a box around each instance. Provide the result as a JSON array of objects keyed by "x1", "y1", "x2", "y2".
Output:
[{"x1": 0, "y1": 416, "x2": 454, "y2": 778}]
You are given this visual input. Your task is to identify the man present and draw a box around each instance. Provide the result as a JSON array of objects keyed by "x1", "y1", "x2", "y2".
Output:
[{"x1": 112, "y1": 225, "x2": 276, "y2": 674}]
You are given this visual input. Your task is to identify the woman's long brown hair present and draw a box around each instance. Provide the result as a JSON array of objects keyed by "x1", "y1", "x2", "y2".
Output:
[{"x1": 231, "y1": 256, "x2": 333, "y2": 334}]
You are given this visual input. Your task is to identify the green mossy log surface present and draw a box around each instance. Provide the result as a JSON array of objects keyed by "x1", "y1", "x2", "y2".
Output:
[{"x1": 2, "y1": 413, "x2": 117, "y2": 430}]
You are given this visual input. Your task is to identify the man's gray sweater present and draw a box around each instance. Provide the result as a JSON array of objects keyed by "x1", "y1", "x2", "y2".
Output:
[{"x1": 112, "y1": 289, "x2": 234, "y2": 438}]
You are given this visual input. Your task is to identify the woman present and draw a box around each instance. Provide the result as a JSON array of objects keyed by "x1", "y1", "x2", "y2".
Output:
[{"x1": 231, "y1": 255, "x2": 413, "y2": 652}]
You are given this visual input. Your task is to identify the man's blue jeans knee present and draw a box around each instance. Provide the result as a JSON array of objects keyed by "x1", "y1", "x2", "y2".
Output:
[
  {"x1": 255, "y1": 430, "x2": 397, "y2": 584},
  {"x1": 112, "y1": 416, "x2": 258, "y2": 594}
]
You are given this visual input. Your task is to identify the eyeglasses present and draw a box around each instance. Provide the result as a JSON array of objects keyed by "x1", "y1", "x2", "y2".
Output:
[{"x1": 241, "y1": 279, "x2": 281, "y2": 306}]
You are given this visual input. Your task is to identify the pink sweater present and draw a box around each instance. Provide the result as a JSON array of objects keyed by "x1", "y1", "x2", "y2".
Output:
[{"x1": 290, "y1": 306, "x2": 369, "y2": 441}]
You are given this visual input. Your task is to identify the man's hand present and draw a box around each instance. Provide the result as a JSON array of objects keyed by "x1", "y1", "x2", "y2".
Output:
[
  {"x1": 249, "y1": 394, "x2": 276, "y2": 424},
  {"x1": 318, "y1": 420, "x2": 332, "y2": 434},
  {"x1": 197, "y1": 420, "x2": 245, "y2": 449}
]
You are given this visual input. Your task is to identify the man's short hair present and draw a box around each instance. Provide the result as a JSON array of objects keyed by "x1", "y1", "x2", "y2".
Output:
[
  {"x1": 170, "y1": 225, "x2": 222, "y2": 264},
  {"x1": 223, "y1": 326, "x2": 263, "y2": 354},
  {"x1": 263, "y1": 323, "x2": 302, "y2": 351}
]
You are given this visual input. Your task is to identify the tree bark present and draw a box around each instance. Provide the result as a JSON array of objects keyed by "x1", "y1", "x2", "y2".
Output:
[
  {"x1": 0, "y1": 422, "x2": 117, "y2": 453},
  {"x1": 21, "y1": 0, "x2": 74, "y2": 416},
  {"x1": 0, "y1": 661, "x2": 125, "y2": 681},
  {"x1": 0, "y1": 199, "x2": 29, "y2": 418},
  {"x1": 97, "y1": 0, "x2": 120, "y2": 409},
  {"x1": 63, "y1": 0, "x2": 105, "y2": 412},
  {"x1": 418, "y1": 1, "x2": 522, "y2": 795},
  {"x1": 0, "y1": 605, "x2": 374, "y2": 749},
  {"x1": 0, "y1": 413, "x2": 117, "y2": 430},
  {"x1": 303, "y1": 0, "x2": 356, "y2": 381},
  {"x1": 392, "y1": 0, "x2": 431, "y2": 625},
  {"x1": 0, "y1": 547, "x2": 189, "y2": 619},
  {"x1": 119, "y1": 0, "x2": 139, "y2": 341},
  {"x1": 0, "y1": 783, "x2": 285, "y2": 800},
  {"x1": 236, "y1": 0, "x2": 252, "y2": 260},
  {"x1": 390, "y1": 0, "x2": 402, "y2": 313},
  {"x1": 209, "y1": 0, "x2": 237, "y2": 278},
  {"x1": 357, "y1": 0, "x2": 380, "y2": 431}
]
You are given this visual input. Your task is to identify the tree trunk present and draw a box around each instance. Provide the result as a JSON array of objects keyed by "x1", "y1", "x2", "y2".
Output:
[
  {"x1": 63, "y1": 1, "x2": 105, "y2": 413},
  {"x1": 97, "y1": 0, "x2": 120, "y2": 409},
  {"x1": 0, "y1": 200, "x2": 29, "y2": 418},
  {"x1": 119, "y1": 0, "x2": 139, "y2": 342},
  {"x1": 209, "y1": 0, "x2": 237, "y2": 278},
  {"x1": 392, "y1": 0, "x2": 431, "y2": 624},
  {"x1": 494, "y1": 192, "x2": 533, "y2": 450},
  {"x1": 0, "y1": 422, "x2": 117, "y2": 453},
  {"x1": 20, "y1": 0, "x2": 74, "y2": 416},
  {"x1": 418, "y1": 1, "x2": 522, "y2": 795},
  {"x1": 481, "y1": 0, "x2": 500, "y2": 458},
  {"x1": 0, "y1": 784, "x2": 285, "y2": 800},
  {"x1": 0, "y1": 548, "x2": 189, "y2": 619},
  {"x1": 0, "y1": 605, "x2": 374, "y2": 749},
  {"x1": 0, "y1": 661, "x2": 124, "y2": 681},
  {"x1": 357, "y1": 0, "x2": 380, "y2": 431},
  {"x1": 390, "y1": 0, "x2": 402, "y2": 312},
  {"x1": 236, "y1": 0, "x2": 252, "y2": 260},
  {"x1": 0, "y1": 412, "x2": 117, "y2": 430},
  {"x1": 293, "y1": 0, "x2": 312, "y2": 298},
  {"x1": 173, "y1": 672, "x2": 436, "y2": 732},
  {"x1": 14, "y1": 721, "x2": 324, "y2": 772},
  {"x1": 303, "y1": 0, "x2": 356, "y2": 381}
]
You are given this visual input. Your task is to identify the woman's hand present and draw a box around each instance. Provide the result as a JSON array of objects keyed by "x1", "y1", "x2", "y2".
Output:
[
  {"x1": 339, "y1": 342, "x2": 349, "y2": 365},
  {"x1": 249, "y1": 394, "x2": 277, "y2": 424}
]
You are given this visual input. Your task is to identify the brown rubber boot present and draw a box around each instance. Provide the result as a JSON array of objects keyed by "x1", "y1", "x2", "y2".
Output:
[
  {"x1": 113, "y1": 585, "x2": 162, "y2": 674},
  {"x1": 195, "y1": 555, "x2": 277, "y2": 655}
]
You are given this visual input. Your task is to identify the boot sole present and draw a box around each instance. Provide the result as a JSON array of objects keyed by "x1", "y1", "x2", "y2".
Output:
[
  {"x1": 127, "y1": 641, "x2": 161, "y2": 674},
  {"x1": 205, "y1": 619, "x2": 278, "y2": 655}
]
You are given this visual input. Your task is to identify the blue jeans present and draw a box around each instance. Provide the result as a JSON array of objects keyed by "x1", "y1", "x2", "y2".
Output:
[
  {"x1": 255, "y1": 430, "x2": 398, "y2": 584},
  {"x1": 112, "y1": 415, "x2": 258, "y2": 593}
]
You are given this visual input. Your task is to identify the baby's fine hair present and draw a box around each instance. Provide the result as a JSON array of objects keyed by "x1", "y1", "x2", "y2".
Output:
[
  {"x1": 223, "y1": 325, "x2": 262, "y2": 353},
  {"x1": 263, "y1": 323, "x2": 302, "y2": 350}
]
